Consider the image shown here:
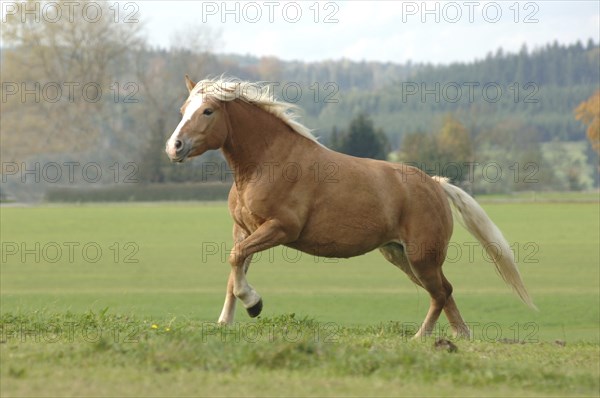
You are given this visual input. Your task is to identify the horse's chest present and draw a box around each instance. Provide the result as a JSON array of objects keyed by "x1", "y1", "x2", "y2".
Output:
[{"x1": 234, "y1": 204, "x2": 266, "y2": 233}]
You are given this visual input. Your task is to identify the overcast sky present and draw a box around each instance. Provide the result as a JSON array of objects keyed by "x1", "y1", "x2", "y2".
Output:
[{"x1": 138, "y1": 1, "x2": 599, "y2": 64}]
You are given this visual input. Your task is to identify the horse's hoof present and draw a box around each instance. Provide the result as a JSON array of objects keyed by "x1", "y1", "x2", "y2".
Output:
[{"x1": 246, "y1": 299, "x2": 263, "y2": 318}]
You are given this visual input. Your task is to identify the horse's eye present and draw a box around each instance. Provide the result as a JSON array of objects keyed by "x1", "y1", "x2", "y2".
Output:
[{"x1": 203, "y1": 108, "x2": 214, "y2": 116}]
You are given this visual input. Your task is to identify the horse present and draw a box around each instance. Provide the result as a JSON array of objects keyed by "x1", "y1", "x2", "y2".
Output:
[{"x1": 165, "y1": 76, "x2": 536, "y2": 338}]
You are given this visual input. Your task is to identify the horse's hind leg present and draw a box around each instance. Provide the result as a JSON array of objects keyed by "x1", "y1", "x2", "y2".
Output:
[
  {"x1": 380, "y1": 243, "x2": 470, "y2": 338},
  {"x1": 380, "y1": 243, "x2": 422, "y2": 286},
  {"x1": 441, "y1": 275, "x2": 471, "y2": 338},
  {"x1": 407, "y1": 255, "x2": 447, "y2": 339},
  {"x1": 380, "y1": 243, "x2": 443, "y2": 337}
]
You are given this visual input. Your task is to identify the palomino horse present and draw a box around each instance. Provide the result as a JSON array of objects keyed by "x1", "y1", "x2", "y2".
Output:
[{"x1": 166, "y1": 76, "x2": 535, "y2": 338}]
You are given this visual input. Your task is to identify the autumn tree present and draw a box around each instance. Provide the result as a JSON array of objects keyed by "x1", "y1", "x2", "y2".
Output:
[
  {"x1": 575, "y1": 90, "x2": 600, "y2": 154},
  {"x1": 1, "y1": 0, "x2": 143, "y2": 162},
  {"x1": 436, "y1": 115, "x2": 473, "y2": 180},
  {"x1": 398, "y1": 115, "x2": 473, "y2": 183},
  {"x1": 400, "y1": 130, "x2": 436, "y2": 167}
]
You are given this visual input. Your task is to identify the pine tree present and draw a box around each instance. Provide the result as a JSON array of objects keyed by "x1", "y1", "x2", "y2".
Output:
[{"x1": 337, "y1": 114, "x2": 389, "y2": 160}]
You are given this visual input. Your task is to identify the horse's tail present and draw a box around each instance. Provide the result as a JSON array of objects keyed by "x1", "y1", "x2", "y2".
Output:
[{"x1": 432, "y1": 176, "x2": 537, "y2": 310}]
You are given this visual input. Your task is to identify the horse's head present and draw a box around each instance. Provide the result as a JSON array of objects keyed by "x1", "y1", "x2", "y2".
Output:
[{"x1": 165, "y1": 76, "x2": 229, "y2": 162}]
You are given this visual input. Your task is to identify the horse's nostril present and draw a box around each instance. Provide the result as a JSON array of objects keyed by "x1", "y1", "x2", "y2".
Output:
[{"x1": 174, "y1": 140, "x2": 183, "y2": 150}]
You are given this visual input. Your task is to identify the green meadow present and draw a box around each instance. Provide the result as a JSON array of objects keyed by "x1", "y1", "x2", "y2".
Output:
[{"x1": 1, "y1": 201, "x2": 599, "y2": 396}]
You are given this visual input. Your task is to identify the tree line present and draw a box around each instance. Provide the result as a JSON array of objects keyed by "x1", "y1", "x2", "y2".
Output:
[{"x1": 1, "y1": 0, "x2": 598, "y2": 200}]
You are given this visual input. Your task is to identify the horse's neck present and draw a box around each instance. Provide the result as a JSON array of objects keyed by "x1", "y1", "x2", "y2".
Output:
[{"x1": 221, "y1": 100, "x2": 307, "y2": 184}]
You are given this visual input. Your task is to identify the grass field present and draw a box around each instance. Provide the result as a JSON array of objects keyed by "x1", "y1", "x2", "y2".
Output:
[{"x1": 1, "y1": 201, "x2": 599, "y2": 396}]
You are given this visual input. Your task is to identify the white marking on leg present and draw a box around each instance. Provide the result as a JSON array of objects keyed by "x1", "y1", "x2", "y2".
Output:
[
  {"x1": 218, "y1": 294, "x2": 236, "y2": 324},
  {"x1": 231, "y1": 262, "x2": 260, "y2": 308},
  {"x1": 228, "y1": 246, "x2": 261, "y2": 309},
  {"x1": 233, "y1": 281, "x2": 261, "y2": 309},
  {"x1": 217, "y1": 271, "x2": 237, "y2": 325}
]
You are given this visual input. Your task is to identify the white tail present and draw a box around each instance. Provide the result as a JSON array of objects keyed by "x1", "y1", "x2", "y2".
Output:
[{"x1": 433, "y1": 177, "x2": 537, "y2": 310}]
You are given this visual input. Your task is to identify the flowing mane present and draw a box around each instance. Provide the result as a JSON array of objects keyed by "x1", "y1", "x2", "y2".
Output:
[{"x1": 190, "y1": 78, "x2": 321, "y2": 144}]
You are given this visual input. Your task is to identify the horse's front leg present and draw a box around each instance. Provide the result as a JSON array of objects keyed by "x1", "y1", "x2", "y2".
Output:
[
  {"x1": 228, "y1": 220, "x2": 290, "y2": 318},
  {"x1": 217, "y1": 254, "x2": 252, "y2": 325},
  {"x1": 218, "y1": 224, "x2": 251, "y2": 325}
]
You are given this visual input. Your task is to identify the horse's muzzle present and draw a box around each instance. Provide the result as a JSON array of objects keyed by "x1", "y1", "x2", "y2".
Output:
[{"x1": 165, "y1": 138, "x2": 190, "y2": 162}]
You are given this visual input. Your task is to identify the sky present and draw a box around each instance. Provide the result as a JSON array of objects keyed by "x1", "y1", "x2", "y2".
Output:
[{"x1": 138, "y1": 1, "x2": 600, "y2": 64}]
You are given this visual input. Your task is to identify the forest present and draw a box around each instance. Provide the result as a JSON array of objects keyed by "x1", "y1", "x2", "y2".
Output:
[{"x1": 1, "y1": 3, "x2": 598, "y2": 199}]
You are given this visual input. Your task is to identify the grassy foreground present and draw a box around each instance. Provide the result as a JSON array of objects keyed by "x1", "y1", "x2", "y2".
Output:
[
  {"x1": 2, "y1": 312, "x2": 598, "y2": 397},
  {"x1": 1, "y1": 201, "x2": 599, "y2": 396}
]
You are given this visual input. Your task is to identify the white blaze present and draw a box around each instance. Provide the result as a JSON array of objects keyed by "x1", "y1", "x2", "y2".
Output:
[{"x1": 166, "y1": 95, "x2": 204, "y2": 157}]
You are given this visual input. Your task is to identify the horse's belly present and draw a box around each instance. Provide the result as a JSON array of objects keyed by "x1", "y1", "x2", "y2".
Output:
[
  {"x1": 286, "y1": 240, "x2": 379, "y2": 258},
  {"x1": 288, "y1": 216, "x2": 391, "y2": 258}
]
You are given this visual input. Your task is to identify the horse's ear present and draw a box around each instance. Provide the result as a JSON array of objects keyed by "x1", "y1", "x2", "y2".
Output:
[{"x1": 184, "y1": 75, "x2": 196, "y2": 92}]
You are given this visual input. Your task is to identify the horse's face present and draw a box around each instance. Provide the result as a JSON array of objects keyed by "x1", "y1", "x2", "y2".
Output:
[{"x1": 165, "y1": 77, "x2": 229, "y2": 162}]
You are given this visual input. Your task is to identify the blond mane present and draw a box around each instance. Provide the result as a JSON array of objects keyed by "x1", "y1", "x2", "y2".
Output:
[{"x1": 190, "y1": 78, "x2": 321, "y2": 145}]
